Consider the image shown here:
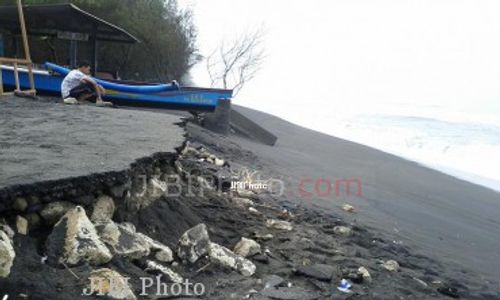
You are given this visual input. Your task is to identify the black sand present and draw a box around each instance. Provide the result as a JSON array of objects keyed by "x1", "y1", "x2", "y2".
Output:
[{"x1": 0, "y1": 97, "x2": 184, "y2": 189}]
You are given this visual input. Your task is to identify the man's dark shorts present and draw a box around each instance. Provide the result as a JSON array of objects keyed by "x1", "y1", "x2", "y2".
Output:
[{"x1": 68, "y1": 82, "x2": 97, "y2": 101}]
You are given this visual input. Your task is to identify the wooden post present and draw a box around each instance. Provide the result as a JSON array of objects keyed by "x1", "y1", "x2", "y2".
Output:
[{"x1": 16, "y1": 0, "x2": 35, "y2": 93}]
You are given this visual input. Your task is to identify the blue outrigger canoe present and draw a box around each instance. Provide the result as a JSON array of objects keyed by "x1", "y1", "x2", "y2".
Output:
[{"x1": 1, "y1": 63, "x2": 232, "y2": 111}]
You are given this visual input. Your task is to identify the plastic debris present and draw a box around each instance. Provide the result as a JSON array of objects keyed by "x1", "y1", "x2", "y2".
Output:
[{"x1": 337, "y1": 279, "x2": 352, "y2": 293}]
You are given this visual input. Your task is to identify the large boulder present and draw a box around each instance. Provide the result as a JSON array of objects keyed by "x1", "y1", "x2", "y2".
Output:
[
  {"x1": 85, "y1": 268, "x2": 136, "y2": 300},
  {"x1": 0, "y1": 230, "x2": 15, "y2": 278},
  {"x1": 91, "y1": 195, "x2": 115, "y2": 224},
  {"x1": 208, "y1": 242, "x2": 256, "y2": 276},
  {"x1": 46, "y1": 206, "x2": 112, "y2": 266},
  {"x1": 136, "y1": 232, "x2": 174, "y2": 263},
  {"x1": 177, "y1": 224, "x2": 210, "y2": 263},
  {"x1": 96, "y1": 221, "x2": 150, "y2": 259},
  {"x1": 40, "y1": 201, "x2": 76, "y2": 225}
]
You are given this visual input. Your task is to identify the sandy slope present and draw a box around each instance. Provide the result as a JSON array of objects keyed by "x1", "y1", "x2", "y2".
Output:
[{"x1": 231, "y1": 105, "x2": 500, "y2": 282}]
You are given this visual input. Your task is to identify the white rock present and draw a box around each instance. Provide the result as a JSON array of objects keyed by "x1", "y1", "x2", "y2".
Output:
[
  {"x1": 0, "y1": 230, "x2": 15, "y2": 278},
  {"x1": 248, "y1": 207, "x2": 262, "y2": 216},
  {"x1": 358, "y1": 267, "x2": 372, "y2": 282},
  {"x1": 214, "y1": 158, "x2": 225, "y2": 167},
  {"x1": 177, "y1": 224, "x2": 210, "y2": 263},
  {"x1": 333, "y1": 226, "x2": 352, "y2": 236},
  {"x1": 145, "y1": 260, "x2": 183, "y2": 283},
  {"x1": 91, "y1": 195, "x2": 115, "y2": 224},
  {"x1": 87, "y1": 268, "x2": 136, "y2": 300},
  {"x1": 233, "y1": 237, "x2": 261, "y2": 258},
  {"x1": 16, "y1": 215, "x2": 28, "y2": 235},
  {"x1": 232, "y1": 197, "x2": 254, "y2": 208},
  {"x1": 342, "y1": 203, "x2": 355, "y2": 213},
  {"x1": 265, "y1": 219, "x2": 293, "y2": 231},
  {"x1": 382, "y1": 260, "x2": 400, "y2": 272},
  {"x1": 46, "y1": 206, "x2": 112, "y2": 266},
  {"x1": 208, "y1": 242, "x2": 256, "y2": 276}
]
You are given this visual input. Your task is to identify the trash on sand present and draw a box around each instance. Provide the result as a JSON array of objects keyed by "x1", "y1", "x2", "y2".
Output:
[{"x1": 337, "y1": 279, "x2": 352, "y2": 293}]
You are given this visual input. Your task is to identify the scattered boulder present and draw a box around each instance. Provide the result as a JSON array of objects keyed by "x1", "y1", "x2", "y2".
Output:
[
  {"x1": 437, "y1": 285, "x2": 460, "y2": 298},
  {"x1": 46, "y1": 206, "x2": 112, "y2": 266},
  {"x1": 358, "y1": 267, "x2": 372, "y2": 283},
  {"x1": 263, "y1": 274, "x2": 286, "y2": 288},
  {"x1": 16, "y1": 215, "x2": 28, "y2": 235},
  {"x1": 177, "y1": 223, "x2": 211, "y2": 263},
  {"x1": 208, "y1": 242, "x2": 256, "y2": 276},
  {"x1": 232, "y1": 197, "x2": 255, "y2": 207},
  {"x1": 0, "y1": 230, "x2": 15, "y2": 278},
  {"x1": 266, "y1": 219, "x2": 293, "y2": 231},
  {"x1": 249, "y1": 207, "x2": 262, "y2": 216},
  {"x1": 333, "y1": 226, "x2": 352, "y2": 236},
  {"x1": 253, "y1": 232, "x2": 274, "y2": 241},
  {"x1": 86, "y1": 268, "x2": 136, "y2": 300},
  {"x1": 136, "y1": 232, "x2": 174, "y2": 263},
  {"x1": 295, "y1": 264, "x2": 335, "y2": 282},
  {"x1": 13, "y1": 197, "x2": 28, "y2": 212},
  {"x1": 234, "y1": 237, "x2": 261, "y2": 258},
  {"x1": 382, "y1": 260, "x2": 400, "y2": 272},
  {"x1": 96, "y1": 221, "x2": 150, "y2": 259},
  {"x1": 91, "y1": 195, "x2": 115, "y2": 224},
  {"x1": 145, "y1": 260, "x2": 183, "y2": 283},
  {"x1": 342, "y1": 203, "x2": 355, "y2": 213},
  {"x1": 40, "y1": 201, "x2": 76, "y2": 225},
  {"x1": 260, "y1": 286, "x2": 319, "y2": 300}
]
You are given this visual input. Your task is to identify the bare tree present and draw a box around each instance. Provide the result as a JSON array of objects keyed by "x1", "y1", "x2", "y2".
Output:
[{"x1": 206, "y1": 28, "x2": 265, "y2": 97}]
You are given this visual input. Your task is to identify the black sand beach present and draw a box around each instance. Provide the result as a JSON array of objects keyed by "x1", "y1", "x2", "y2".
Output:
[{"x1": 0, "y1": 98, "x2": 499, "y2": 299}]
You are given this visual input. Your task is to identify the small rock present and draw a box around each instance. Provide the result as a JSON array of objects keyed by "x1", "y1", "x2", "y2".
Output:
[
  {"x1": 208, "y1": 242, "x2": 256, "y2": 276},
  {"x1": 263, "y1": 274, "x2": 285, "y2": 288},
  {"x1": 0, "y1": 230, "x2": 15, "y2": 278},
  {"x1": 254, "y1": 232, "x2": 274, "y2": 241},
  {"x1": 87, "y1": 268, "x2": 136, "y2": 299},
  {"x1": 437, "y1": 286, "x2": 460, "y2": 298},
  {"x1": 234, "y1": 237, "x2": 261, "y2": 258},
  {"x1": 91, "y1": 195, "x2": 115, "y2": 224},
  {"x1": 382, "y1": 260, "x2": 400, "y2": 272},
  {"x1": 296, "y1": 264, "x2": 335, "y2": 281},
  {"x1": 236, "y1": 189, "x2": 258, "y2": 199},
  {"x1": 358, "y1": 267, "x2": 372, "y2": 283},
  {"x1": 177, "y1": 223, "x2": 210, "y2": 263},
  {"x1": 13, "y1": 197, "x2": 28, "y2": 212},
  {"x1": 342, "y1": 203, "x2": 354, "y2": 213},
  {"x1": 413, "y1": 277, "x2": 428, "y2": 288},
  {"x1": 232, "y1": 197, "x2": 255, "y2": 207},
  {"x1": 249, "y1": 207, "x2": 262, "y2": 216},
  {"x1": 145, "y1": 260, "x2": 183, "y2": 283},
  {"x1": 266, "y1": 219, "x2": 293, "y2": 231},
  {"x1": 46, "y1": 206, "x2": 112, "y2": 266},
  {"x1": 333, "y1": 226, "x2": 352, "y2": 236},
  {"x1": 40, "y1": 201, "x2": 76, "y2": 225},
  {"x1": 214, "y1": 158, "x2": 225, "y2": 167},
  {"x1": 16, "y1": 215, "x2": 28, "y2": 235}
]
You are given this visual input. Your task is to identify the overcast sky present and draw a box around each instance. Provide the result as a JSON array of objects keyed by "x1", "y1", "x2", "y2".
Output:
[{"x1": 179, "y1": 0, "x2": 500, "y2": 122}]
